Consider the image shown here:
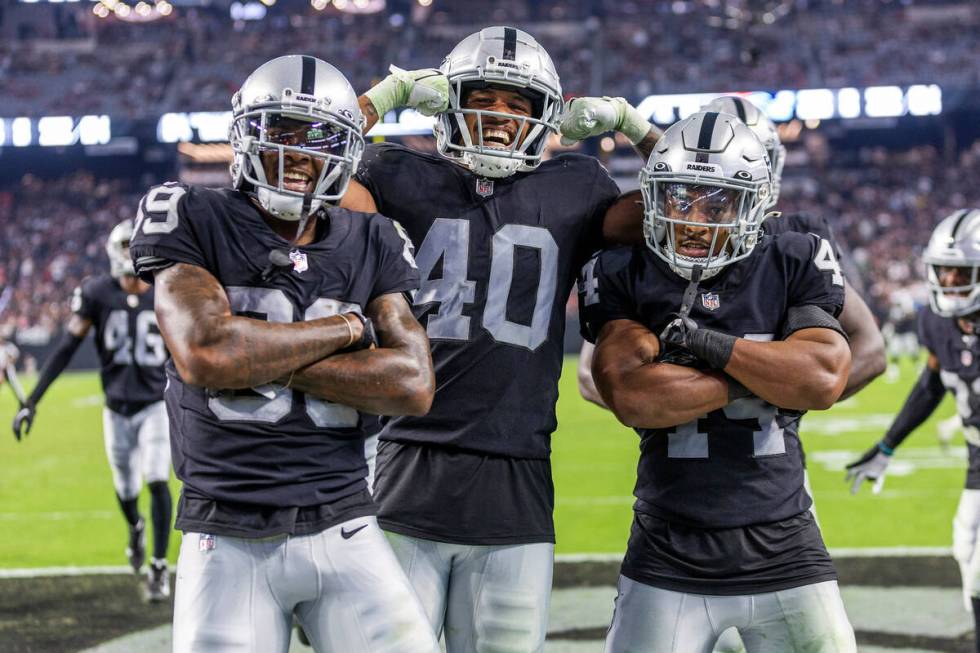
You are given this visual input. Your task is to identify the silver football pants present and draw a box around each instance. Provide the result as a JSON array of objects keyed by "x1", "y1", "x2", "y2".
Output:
[
  {"x1": 173, "y1": 516, "x2": 439, "y2": 653},
  {"x1": 604, "y1": 575, "x2": 856, "y2": 653},
  {"x1": 102, "y1": 401, "x2": 170, "y2": 500},
  {"x1": 386, "y1": 531, "x2": 554, "y2": 653}
]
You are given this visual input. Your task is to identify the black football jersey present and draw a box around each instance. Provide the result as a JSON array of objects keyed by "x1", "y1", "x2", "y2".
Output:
[
  {"x1": 357, "y1": 143, "x2": 619, "y2": 459},
  {"x1": 130, "y1": 182, "x2": 419, "y2": 510},
  {"x1": 579, "y1": 232, "x2": 846, "y2": 529},
  {"x1": 918, "y1": 307, "x2": 980, "y2": 488},
  {"x1": 71, "y1": 275, "x2": 166, "y2": 415}
]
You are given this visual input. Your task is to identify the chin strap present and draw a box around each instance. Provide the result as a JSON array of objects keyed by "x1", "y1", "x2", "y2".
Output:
[{"x1": 677, "y1": 265, "x2": 704, "y2": 319}]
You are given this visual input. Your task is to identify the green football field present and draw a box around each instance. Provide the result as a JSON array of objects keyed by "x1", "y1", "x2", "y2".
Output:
[{"x1": 0, "y1": 356, "x2": 966, "y2": 568}]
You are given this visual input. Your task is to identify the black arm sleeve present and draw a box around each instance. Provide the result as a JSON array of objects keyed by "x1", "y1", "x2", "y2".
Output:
[
  {"x1": 881, "y1": 366, "x2": 946, "y2": 451},
  {"x1": 27, "y1": 332, "x2": 84, "y2": 406}
]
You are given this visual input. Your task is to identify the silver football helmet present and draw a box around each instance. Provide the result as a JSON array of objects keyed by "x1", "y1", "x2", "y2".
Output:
[
  {"x1": 924, "y1": 209, "x2": 980, "y2": 319},
  {"x1": 701, "y1": 96, "x2": 784, "y2": 208},
  {"x1": 434, "y1": 26, "x2": 563, "y2": 179},
  {"x1": 229, "y1": 55, "x2": 364, "y2": 233},
  {"x1": 640, "y1": 111, "x2": 772, "y2": 280},
  {"x1": 107, "y1": 219, "x2": 135, "y2": 278}
]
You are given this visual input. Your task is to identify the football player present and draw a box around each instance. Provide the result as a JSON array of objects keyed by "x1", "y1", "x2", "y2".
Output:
[
  {"x1": 575, "y1": 95, "x2": 885, "y2": 410},
  {"x1": 11, "y1": 219, "x2": 173, "y2": 601},
  {"x1": 347, "y1": 26, "x2": 659, "y2": 652},
  {"x1": 581, "y1": 111, "x2": 856, "y2": 652},
  {"x1": 846, "y1": 210, "x2": 980, "y2": 642},
  {"x1": 129, "y1": 55, "x2": 439, "y2": 652}
]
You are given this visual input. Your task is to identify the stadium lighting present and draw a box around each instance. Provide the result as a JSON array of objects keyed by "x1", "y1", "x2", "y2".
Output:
[
  {"x1": 259, "y1": 0, "x2": 276, "y2": 6},
  {"x1": 333, "y1": 0, "x2": 348, "y2": 8},
  {"x1": 907, "y1": 84, "x2": 942, "y2": 116},
  {"x1": 157, "y1": 1, "x2": 172, "y2": 15},
  {"x1": 311, "y1": 0, "x2": 328, "y2": 9},
  {"x1": 417, "y1": 0, "x2": 432, "y2": 6},
  {"x1": 113, "y1": 2, "x2": 131, "y2": 17},
  {"x1": 12, "y1": 118, "x2": 32, "y2": 148},
  {"x1": 837, "y1": 88, "x2": 862, "y2": 119},
  {"x1": 794, "y1": 89, "x2": 835, "y2": 121},
  {"x1": 864, "y1": 86, "x2": 905, "y2": 118}
]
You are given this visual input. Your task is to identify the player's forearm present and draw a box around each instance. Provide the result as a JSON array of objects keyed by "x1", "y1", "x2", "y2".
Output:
[
  {"x1": 880, "y1": 367, "x2": 945, "y2": 450},
  {"x1": 289, "y1": 348, "x2": 434, "y2": 416},
  {"x1": 28, "y1": 331, "x2": 84, "y2": 405},
  {"x1": 174, "y1": 315, "x2": 358, "y2": 390},
  {"x1": 596, "y1": 362, "x2": 728, "y2": 429},
  {"x1": 726, "y1": 332, "x2": 850, "y2": 410},
  {"x1": 838, "y1": 283, "x2": 887, "y2": 400},
  {"x1": 632, "y1": 125, "x2": 663, "y2": 161},
  {"x1": 358, "y1": 95, "x2": 381, "y2": 134}
]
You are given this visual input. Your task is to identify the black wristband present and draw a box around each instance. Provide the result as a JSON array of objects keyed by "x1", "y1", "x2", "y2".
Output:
[
  {"x1": 347, "y1": 312, "x2": 378, "y2": 351},
  {"x1": 686, "y1": 328, "x2": 737, "y2": 370}
]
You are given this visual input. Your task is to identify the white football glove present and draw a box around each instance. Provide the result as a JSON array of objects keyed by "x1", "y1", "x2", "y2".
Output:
[
  {"x1": 364, "y1": 66, "x2": 449, "y2": 118},
  {"x1": 558, "y1": 96, "x2": 653, "y2": 146},
  {"x1": 845, "y1": 442, "x2": 892, "y2": 495}
]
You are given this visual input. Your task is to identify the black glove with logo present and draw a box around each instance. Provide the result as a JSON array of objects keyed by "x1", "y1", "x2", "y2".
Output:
[{"x1": 658, "y1": 313, "x2": 737, "y2": 370}]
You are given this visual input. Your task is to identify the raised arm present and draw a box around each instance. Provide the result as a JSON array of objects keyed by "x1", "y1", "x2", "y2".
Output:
[
  {"x1": 592, "y1": 319, "x2": 730, "y2": 429},
  {"x1": 359, "y1": 67, "x2": 449, "y2": 134},
  {"x1": 838, "y1": 280, "x2": 887, "y2": 399},
  {"x1": 154, "y1": 263, "x2": 362, "y2": 389},
  {"x1": 287, "y1": 292, "x2": 434, "y2": 416}
]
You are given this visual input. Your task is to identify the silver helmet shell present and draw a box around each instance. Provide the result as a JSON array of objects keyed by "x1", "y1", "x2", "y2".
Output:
[
  {"x1": 923, "y1": 209, "x2": 980, "y2": 318},
  {"x1": 106, "y1": 219, "x2": 135, "y2": 278},
  {"x1": 701, "y1": 95, "x2": 784, "y2": 208},
  {"x1": 640, "y1": 111, "x2": 772, "y2": 280},
  {"x1": 434, "y1": 26, "x2": 563, "y2": 179},
  {"x1": 229, "y1": 55, "x2": 365, "y2": 223}
]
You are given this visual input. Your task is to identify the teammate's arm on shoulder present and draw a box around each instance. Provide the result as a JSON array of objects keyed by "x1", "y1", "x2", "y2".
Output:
[
  {"x1": 288, "y1": 292, "x2": 434, "y2": 416},
  {"x1": 577, "y1": 341, "x2": 608, "y2": 408},
  {"x1": 837, "y1": 280, "x2": 886, "y2": 400},
  {"x1": 153, "y1": 263, "x2": 360, "y2": 389},
  {"x1": 727, "y1": 324, "x2": 851, "y2": 411},
  {"x1": 592, "y1": 319, "x2": 729, "y2": 429},
  {"x1": 339, "y1": 179, "x2": 378, "y2": 213},
  {"x1": 600, "y1": 190, "x2": 645, "y2": 246}
]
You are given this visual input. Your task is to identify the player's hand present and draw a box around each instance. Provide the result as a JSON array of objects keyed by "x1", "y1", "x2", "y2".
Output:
[
  {"x1": 364, "y1": 66, "x2": 449, "y2": 118},
  {"x1": 658, "y1": 313, "x2": 736, "y2": 370},
  {"x1": 845, "y1": 442, "x2": 892, "y2": 494},
  {"x1": 12, "y1": 402, "x2": 35, "y2": 442},
  {"x1": 558, "y1": 96, "x2": 652, "y2": 146}
]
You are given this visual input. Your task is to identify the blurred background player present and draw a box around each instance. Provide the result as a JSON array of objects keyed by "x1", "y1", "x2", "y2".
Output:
[
  {"x1": 581, "y1": 111, "x2": 856, "y2": 652},
  {"x1": 11, "y1": 218, "x2": 172, "y2": 602},
  {"x1": 131, "y1": 55, "x2": 439, "y2": 652},
  {"x1": 846, "y1": 208, "x2": 980, "y2": 652},
  {"x1": 351, "y1": 26, "x2": 657, "y2": 652}
]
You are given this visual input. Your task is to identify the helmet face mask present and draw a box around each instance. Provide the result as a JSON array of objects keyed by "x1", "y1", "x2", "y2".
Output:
[
  {"x1": 434, "y1": 26, "x2": 563, "y2": 179},
  {"x1": 107, "y1": 219, "x2": 135, "y2": 278},
  {"x1": 924, "y1": 209, "x2": 980, "y2": 319},
  {"x1": 229, "y1": 56, "x2": 365, "y2": 228},
  {"x1": 640, "y1": 111, "x2": 772, "y2": 280}
]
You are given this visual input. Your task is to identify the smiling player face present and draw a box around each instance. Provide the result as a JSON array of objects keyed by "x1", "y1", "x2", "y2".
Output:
[{"x1": 462, "y1": 86, "x2": 534, "y2": 151}]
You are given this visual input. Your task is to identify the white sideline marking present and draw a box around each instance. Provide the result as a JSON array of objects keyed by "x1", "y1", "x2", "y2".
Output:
[
  {"x1": 0, "y1": 510, "x2": 115, "y2": 521},
  {"x1": 0, "y1": 547, "x2": 954, "y2": 578},
  {"x1": 0, "y1": 565, "x2": 131, "y2": 578}
]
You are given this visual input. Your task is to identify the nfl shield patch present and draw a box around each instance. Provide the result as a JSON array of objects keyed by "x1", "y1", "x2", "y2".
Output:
[
  {"x1": 289, "y1": 250, "x2": 308, "y2": 274},
  {"x1": 701, "y1": 292, "x2": 720, "y2": 311},
  {"x1": 199, "y1": 534, "x2": 216, "y2": 552},
  {"x1": 962, "y1": 349, "x2": 973, "y2": 367},
  {"x1": 476, "y1": 178, "x2": 494, "y2": 197}
]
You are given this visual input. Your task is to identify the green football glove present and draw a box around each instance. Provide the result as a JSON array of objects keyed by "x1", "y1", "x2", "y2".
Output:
[
  {"x1": 364, "y1": 65, "x2": 449, "y2": 118},
  {"x1": 558, "y1": 96, "x2": 653, "y2": 146}
]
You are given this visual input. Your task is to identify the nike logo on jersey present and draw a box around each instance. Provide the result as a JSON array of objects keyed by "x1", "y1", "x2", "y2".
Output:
[{"x1": 340, "y1": 524, "x2": 368, "y2": 540}]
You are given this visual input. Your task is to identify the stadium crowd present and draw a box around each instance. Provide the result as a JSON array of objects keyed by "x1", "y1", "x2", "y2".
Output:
[
  {"x1": 3, "y1": 137, "x2": 979, "y2": 342},
  {"x1": 1, "y1": 0, "x2": 978, "y2": 119}
]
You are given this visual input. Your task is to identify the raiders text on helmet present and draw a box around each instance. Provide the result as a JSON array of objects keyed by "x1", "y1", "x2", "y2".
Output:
[
  {"x1": 924, "y1": 209, "x2": 980, "y2": 319},
  {"x1": 433, "y1": 26, "x2": 563, "y2": 179},
  {"x1": 640, "y1": 111, "x2": 773, "y2": 280},
  {"x1": 229, "y1": 55, "x2": 365, "y2": 230}
]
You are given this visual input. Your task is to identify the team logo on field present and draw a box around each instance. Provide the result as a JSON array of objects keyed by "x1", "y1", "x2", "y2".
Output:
[
  {"x1": 701, "y1": 292, "x2": 720, "y2": 311},
  {"x1": 289, "y1": 249, "x2": 308, "y2": 274},
  {"x1": 476, "y1": 178, "x2": 494, "y2": 197},
  {"x1": 199, "y1": 534, "x2": 216, "y2": 552},
  {"x1": 962, "y1": 349, "x2": 973, "y2": 367}
]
